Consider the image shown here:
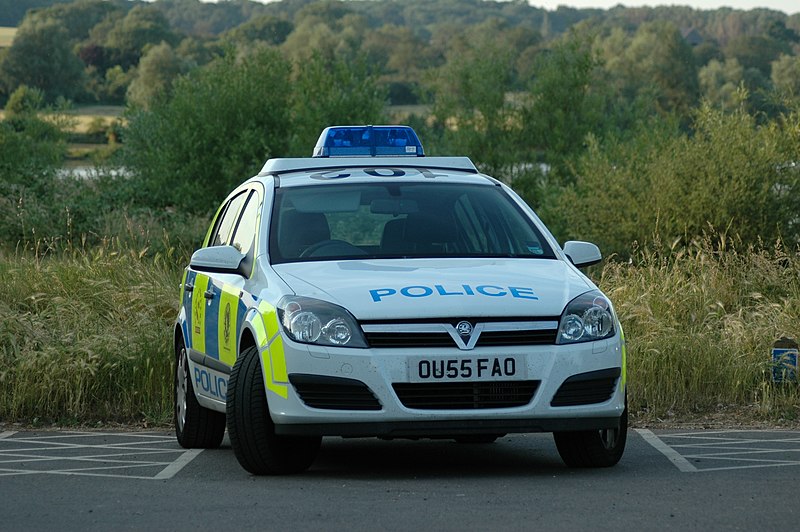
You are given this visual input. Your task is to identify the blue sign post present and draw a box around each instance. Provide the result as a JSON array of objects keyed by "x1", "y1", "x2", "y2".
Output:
[{"x1": 772, "y1": 337, "x2": 798, "y2": 382}]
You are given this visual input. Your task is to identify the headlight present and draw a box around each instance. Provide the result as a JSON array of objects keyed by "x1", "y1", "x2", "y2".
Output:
[
  {"x1": 277, "y1": 296, "x2": 367, "y2": 348},
  {"x1": 556, "y1": 290, "x2": 615, "y2": 344}
]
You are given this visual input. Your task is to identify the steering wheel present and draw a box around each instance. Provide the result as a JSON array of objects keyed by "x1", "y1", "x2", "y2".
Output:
[{"x1": 299, "y1": 239, "x2": 367, "y2": 258}]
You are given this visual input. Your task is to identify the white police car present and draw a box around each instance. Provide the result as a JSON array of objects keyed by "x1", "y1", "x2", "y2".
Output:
[{"x1": 174, "y1": 125, "x2": 627, "y2": 474}]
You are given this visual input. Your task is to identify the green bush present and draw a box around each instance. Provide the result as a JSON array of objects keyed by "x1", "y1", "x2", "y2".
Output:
[
  {"x1": 121, "y1": 47, "x2": 293, "y2": 214},
  {"x1": 121, "y1": 48, "x2": 386, "y2": 213},
  {"x1": 550, "y1": 104, "x2": 800, "y2": 258},
  {"x1": 0, "y1": 100, "x2": 69, "y2": 247}
]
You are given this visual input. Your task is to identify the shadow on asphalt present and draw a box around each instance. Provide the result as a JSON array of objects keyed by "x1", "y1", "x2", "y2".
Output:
[{"x1": 303, "y1": 434, "x2": 598, "y2": 479}]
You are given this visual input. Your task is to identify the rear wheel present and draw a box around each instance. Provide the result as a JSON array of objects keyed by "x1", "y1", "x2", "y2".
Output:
[
  {"x1": 553, "y1": 402, "x2": 628, "y2": 468},
  {"x1": 226, "y1": 345, "x2": 321, "y2": 475},
  {"x1": 174, "y1": 336, "x2": 226, "y2": 449}
]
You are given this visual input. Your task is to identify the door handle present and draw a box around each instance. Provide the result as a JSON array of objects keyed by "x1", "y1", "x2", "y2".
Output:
[
  {"x1": 184, "y1": 283, "x2": 194, "y2": 292},
  {"x1": 204, "y1": 289, "x2": 215, "y2": 300}
]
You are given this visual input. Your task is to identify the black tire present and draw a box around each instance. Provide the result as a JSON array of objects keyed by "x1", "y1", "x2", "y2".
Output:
[
  {"x1": 454, "y1": 434, "x2": 503, "y2": 444},
  {"x1": 174, "y1": 336, "x2": 226, "y2": 449},
  {"x1": 553, "y1": 402, "x2": 628, "y2": 468},
  {"x1": 226, "y1": 345, "x2": 321, "y2": 475}
]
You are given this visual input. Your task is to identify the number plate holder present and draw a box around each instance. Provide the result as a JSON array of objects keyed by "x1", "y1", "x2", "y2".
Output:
[{"x1": 408, "y1": 355, "x2": 525, "y2": 383}]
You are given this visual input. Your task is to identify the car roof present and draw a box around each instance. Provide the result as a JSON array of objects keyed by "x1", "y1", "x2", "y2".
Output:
[{"x1": 256, "y1": 156, "x2": 496, "y2": 188}]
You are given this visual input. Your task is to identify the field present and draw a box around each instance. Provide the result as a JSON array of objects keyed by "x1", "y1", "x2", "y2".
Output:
[
  {"x1": 64, "y1": 105, "x2": 124, "y2": 134},
  {"x1": 0, "y1": 26, "x2": 15, "y2": 48}
]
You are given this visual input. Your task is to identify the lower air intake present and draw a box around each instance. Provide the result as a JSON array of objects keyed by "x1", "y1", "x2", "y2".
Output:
[
  {"x1": 392, "y1": 380, "x2": 539, "y2": 410},
  {"x1": 550, "y1": 368, "x2": 621, "y2": 407},
  {"x1": 289, "y1": 374, "x2": 382, "y2": 411}
]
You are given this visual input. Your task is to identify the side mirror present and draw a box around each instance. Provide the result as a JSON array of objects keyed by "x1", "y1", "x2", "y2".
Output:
[
  {"x1": 190, "y1": 245, "x2": 246, "y2": 275},
  {"x1": 563, "y1": 241, "x2": 602, "y2": 268}
]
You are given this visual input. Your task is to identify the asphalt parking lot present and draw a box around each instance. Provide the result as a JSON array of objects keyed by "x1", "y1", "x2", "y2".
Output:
[{"x1": 1, "y1": 428, "x2": 799, "y2": 530}]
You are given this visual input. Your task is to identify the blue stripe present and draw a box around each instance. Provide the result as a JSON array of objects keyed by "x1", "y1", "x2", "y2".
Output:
[
  {"x1": 183, "y1": 270, "x2": 196, "y2": 350},
  {"x1": 204, "y1": 281, "x2": 221, "y2": 359}
]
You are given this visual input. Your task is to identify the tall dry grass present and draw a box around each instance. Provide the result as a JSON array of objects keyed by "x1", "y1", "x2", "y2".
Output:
[
  {"x1": 601, "y1": 234, "x2": 800, "y2": 423},
  {"x1": 1, "y1": 232, "x2": 797, "y2": 425},
  {"x1": 0, "y1": 243, "x2": 181, "y2": 424}
]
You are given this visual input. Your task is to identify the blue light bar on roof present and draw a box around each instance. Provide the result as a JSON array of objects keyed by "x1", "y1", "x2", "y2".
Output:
[{"x1": 313, "y1": 125, "x2": 424, "y2": 157}]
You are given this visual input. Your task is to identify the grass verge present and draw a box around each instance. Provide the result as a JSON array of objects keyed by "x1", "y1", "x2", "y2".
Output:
[
  {"x1": 602, "y1": 234, "x2": 800, "y2": 425},
  {"x1": 1, "y1": 233, "x2": 798, "y2": 426},
  {"x1": 0, "y1": 245, "x2": 181, "y2": 425}
]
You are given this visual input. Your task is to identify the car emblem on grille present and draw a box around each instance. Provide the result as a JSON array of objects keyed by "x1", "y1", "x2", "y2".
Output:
[{"x1": 456, "y1": 321, "x2": 473, "y2": 337}]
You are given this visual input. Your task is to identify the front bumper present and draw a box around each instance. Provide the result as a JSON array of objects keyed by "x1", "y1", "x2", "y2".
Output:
[{"x1": 264, "y1": 334, "x2": 626, "y2": 437}]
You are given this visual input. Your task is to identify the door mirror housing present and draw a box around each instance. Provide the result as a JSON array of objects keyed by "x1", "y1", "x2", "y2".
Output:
[
  {"x1": 563, "y1": 241, "x2": 602, "y2": 268},
  {"x1": 190, "y1": 245, "x2": 246, "y2": 276}
]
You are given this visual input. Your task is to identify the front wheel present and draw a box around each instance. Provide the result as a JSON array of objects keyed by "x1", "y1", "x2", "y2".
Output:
[
  {"x1": 174, "y1": 336, "x2": 226, "y2": 449},
  {"x1": 553, "y1": 403, "x2": 628, "y2": 468},
  {"x1": 226, "y1": 345, "x2": 321, "y2": 475}
]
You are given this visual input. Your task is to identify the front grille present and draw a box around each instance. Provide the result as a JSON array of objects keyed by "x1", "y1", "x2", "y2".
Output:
[
  {"x1": 393, "y1": 380, "x2": 539, "y2": 410},
  {"x1": 364, "y1": 332, "x2": 453, "y2": 348},
  {"x1": 362, "y1": 319, "x2": 559, "y2": 349},
  {"x1": 550, "y1": 368, "x2": 621, "y2": 407},
  {"x1": 475, "y1": 330, "x2": 557, "y2": 346},
  {"x1": 289, "y1": 374, "x2": 382, "y2": 411}
]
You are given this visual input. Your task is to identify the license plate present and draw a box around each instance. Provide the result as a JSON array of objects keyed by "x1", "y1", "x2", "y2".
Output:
[{"x1": 409, "y1": 356, "x2": 525, "y2": 383}]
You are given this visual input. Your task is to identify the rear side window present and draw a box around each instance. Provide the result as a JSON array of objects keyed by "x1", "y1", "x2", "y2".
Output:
[
  {"x1": 231, "y1": 191, "x2": 260, "y2": 257},
  {"x1": 209, "y1": 191, "x2": 249, "y2": 247}
]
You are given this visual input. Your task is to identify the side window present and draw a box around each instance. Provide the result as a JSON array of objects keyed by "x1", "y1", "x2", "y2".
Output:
[
  {"x1": 231, "y1": 191, "x2": 260, "y2": 256},
  {"x1": 210, "y1": 191, "x2": 248, "y2": 247}
]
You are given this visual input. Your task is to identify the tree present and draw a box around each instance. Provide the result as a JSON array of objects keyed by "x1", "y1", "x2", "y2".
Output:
[
  {"x1": 25, "y1": 0, "x2": 121, "y2": 43},
  {"x1": 699, "y1": 58, "x2": 745, "y2": 112},
  {"x1": 771, "y1": 54, "x2": 800, "y2": 98},
  {"x1": 554, "y1": 105, "x2": 800, "y2": 257},
  {"x1": 280, "y1": 3, "x2": 366, "y2": 64},
  {"x1": 222, "y1": 15, "x2": 293, "y2": 46},
  {"x1": 622, "y1": 21, "x2": 700, "y2": 117},
  {"x1": 0, "y1": 84, "x2": 68, "y2": 244},
  {"x1": 122, "y1": 48, "x2": 293, "y2": 213},
  {"x1": 361, "y1": 24, "x2": 436, "y2": 103},
  {"x1": 126, "y1": 42, "x2": 188, "y2": 110},
  {"x1": 288, "y1": 53, "x2": 386, "y2": 156},
  {"x1": 723, "y1": 35, "x2": 789, "y2": 76},
  {"x1": 423, "y1": 27, "x2": 520, "y2": 176},
  {"x1": 522, "y1": 31, "x2": 606, "y2": 171},
  {"x1": 101, "y1": 5, "x2": 179, "y2": 70},
  {"x1": 0, "y1": 17, "x2": 85, "y2": 102}
]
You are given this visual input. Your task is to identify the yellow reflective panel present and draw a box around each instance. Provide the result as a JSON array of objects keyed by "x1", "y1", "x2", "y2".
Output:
[
  {"x1": 269, "y1": 335, "x2": 289, "y2": 383},
  {"x1": 258, "y1": 300, "x2": 280, "y2": 340},
  {"x1": 251, "y1": 313, "x2": 268, "y2": 348},
  {"x1": 261, "y1": 344, "x2": 288, "y2": 399},
  {"x1": 218, "y1": 285, "x2": 240, "y2": 366},
  {"x1": 191, "y1": 274, "x2": 210, "y2": 354}
]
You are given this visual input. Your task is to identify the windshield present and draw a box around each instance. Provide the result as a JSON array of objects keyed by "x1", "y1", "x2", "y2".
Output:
[{"x1": 269, "y1": 182, "x2": 555, "y2": 263}]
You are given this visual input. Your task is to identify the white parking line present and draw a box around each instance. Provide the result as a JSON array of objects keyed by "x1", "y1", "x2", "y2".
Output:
[
  {"x1": 154, "y1": 449, "x2": 203, "y2": 480},
  {"x1": 0, "y1": 432, "x2": 203, "y2": 480},
  {"x1": 637, "y1": 429, "x2": 800, "y2": 473},
  {"x1": 635, "y1": 429, "x2": 698, "y2": 473}
]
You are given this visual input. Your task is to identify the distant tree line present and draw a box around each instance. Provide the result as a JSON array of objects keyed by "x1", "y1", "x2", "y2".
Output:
[{"x1": 0, "y1": 0, "x2": 799, "y2": 108}]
